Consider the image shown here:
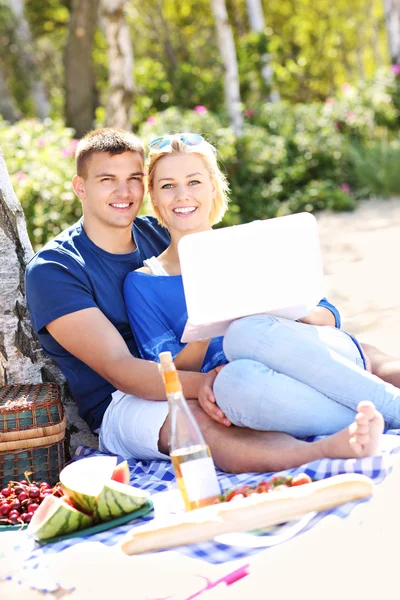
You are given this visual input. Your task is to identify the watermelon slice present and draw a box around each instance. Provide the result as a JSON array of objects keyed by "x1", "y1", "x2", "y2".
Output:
[
  {"x1": 111, "y1": 460, "x2": 130, "y2": 485},
  {"x1": 94, "y1": 480, "x2": 150, "y2": 522},
  {"x1": 59, "y1": 456, "x2": 149, "y2": 520},
  {"x1": 60, "y1": 456, "x2": 118, "y2": 514},
  {"x1": 27, "y1": 495, "x2": 93, "y2": 541}
]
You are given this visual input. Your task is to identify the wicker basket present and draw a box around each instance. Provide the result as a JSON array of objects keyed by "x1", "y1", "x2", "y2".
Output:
[{"x1": 0, "y1": 383, "x2": 66, "y2": 487}]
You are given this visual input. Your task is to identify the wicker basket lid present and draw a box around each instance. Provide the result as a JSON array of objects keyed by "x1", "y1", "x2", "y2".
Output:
[{"x1": 0, "y1": 383, "x2": 64, "y2": 442}]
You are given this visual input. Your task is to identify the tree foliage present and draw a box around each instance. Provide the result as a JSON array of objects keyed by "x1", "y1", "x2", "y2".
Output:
[{"x1": 0, "y1": 0, "x2": 389, "y2": 126}]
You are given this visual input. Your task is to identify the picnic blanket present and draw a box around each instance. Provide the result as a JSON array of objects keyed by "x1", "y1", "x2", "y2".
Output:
[{"x1": 2, "y1": 429, "x2": 400, "y2": 595}]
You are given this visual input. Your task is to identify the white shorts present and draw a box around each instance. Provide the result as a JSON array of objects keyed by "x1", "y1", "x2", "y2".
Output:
[{"x1": 98, "y1": 390, "x2": 170, "y2": 461}]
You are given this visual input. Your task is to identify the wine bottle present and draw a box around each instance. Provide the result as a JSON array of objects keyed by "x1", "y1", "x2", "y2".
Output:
[{"x1": 159, "y1": 351, "x2": 221, "y2": 510}]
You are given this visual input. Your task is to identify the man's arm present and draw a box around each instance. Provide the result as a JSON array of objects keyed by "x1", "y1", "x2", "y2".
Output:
[{"x1": 46, "y1": 307, "x2": 204, "y2": 401}]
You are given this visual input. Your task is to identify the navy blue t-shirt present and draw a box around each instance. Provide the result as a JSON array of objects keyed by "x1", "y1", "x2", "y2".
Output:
[{"x1": 25, "y1": 217, "x2": 170, "y2": 432}]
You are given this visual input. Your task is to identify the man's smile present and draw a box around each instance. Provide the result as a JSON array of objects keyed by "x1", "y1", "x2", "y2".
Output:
[{"x1": 110, "y1": 202, "x2": 133, "y2": 209}]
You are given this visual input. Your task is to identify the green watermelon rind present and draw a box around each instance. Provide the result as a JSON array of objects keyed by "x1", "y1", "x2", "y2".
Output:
[
  {"x1": 28, "y1": 498, "x2": 93, "y2": 541},
  {"x1": 36, "y1": 500, "x2": 154, "y2": 545},
  {"x1": 94, "y1": 480, "x2": 150, "y2": 522},
  {"x1": 61, "y1": 485, "x2": 98, "y2": 515},
  {"x1": 60, "y1": 455, "x2": 118, "y2": 515}
]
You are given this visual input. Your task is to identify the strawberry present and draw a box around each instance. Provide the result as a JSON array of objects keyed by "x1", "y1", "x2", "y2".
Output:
[
  {"x1": 291, "y1": 473, "x2": 312, "y2": 486},
  {"x1": 256, "y1": 481, "x2": 271, "y2": 493}
]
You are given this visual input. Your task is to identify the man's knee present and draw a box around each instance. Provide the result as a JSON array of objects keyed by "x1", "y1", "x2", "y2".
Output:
[
  {"x1": 158, "y1": 401, "x2": 216, "y2": 454},
  {"x1": 187, "y1": 400, "x2": 217, "y2": 435},
  {"x1": 158, "y1": 414, "x2": 170, "y2": 455}
]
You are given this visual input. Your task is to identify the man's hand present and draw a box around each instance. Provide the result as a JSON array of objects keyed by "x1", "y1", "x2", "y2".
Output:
[{"x1": 198, "y1": 366, "x2": 231, "y2": 427}]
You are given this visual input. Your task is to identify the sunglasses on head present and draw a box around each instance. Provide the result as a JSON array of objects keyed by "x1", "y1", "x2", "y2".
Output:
[{"x1": 148, "y1": 133, "x2": 204, "y2": 150}]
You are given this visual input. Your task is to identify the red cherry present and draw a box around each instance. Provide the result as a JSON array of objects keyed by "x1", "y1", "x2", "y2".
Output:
[
  {"x1": 1, "y1": 489, "x2": 12, "y2": 497},
  {"x1": 27, "y1": 503, "x2": 39, "y2": 513},
  {"x1": 21, "y1": 513, "x2": 32, "y2": 523},
  {"x1": 8, "y1": 510, "x2": 20, "y2": 520},
  {"x1": 0, "y1": 504, "x2": 10, "y2": 516},
  {"x1": 9, "y1": 499, "x2": 20, "y2": 511},
  {"x1": 29, "y1": 487, "x2": 40, "y2": 499},
  {"x1": 18, "y1": 492, "x2": 29, "y2": 502},
  {"x1": 39, "y1": 491, "x2": 52, "y2": 501}
]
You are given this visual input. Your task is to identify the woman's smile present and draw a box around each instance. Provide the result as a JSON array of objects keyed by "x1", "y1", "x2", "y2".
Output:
[{"x1": 172, "y1": 206, "x2": 198, "y2": 216}]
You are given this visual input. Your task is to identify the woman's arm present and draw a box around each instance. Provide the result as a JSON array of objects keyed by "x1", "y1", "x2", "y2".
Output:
[
  {"x1": 298, "y1": 297, "x2": 340, "y2": 327},
  {"x1": 298, "y1": 306, "x2": 336, "y2": 326},
  {"x1": 124, "y1": 272, "x2": 210, "y2": 372},
  {"x1": 174, "y1": 340, "x2": 211, "y2": 371}
]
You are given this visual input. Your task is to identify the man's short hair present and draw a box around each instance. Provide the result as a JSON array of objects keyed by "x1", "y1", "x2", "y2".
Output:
[{"x1": 75, "y1": 128, "x2": 145, "y2": 178}]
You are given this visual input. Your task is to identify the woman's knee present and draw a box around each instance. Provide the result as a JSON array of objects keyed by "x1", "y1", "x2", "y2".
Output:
[
  {"x1": 223, "y1": 315, "x2": 278, "y2": 361},
  {"x1": 214, "y1": 359, "x2": 264, "y2": 425}
]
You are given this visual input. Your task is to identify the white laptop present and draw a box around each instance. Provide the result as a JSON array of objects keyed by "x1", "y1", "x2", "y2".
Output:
[{"x1": 178, "y1": 212, "x2": 325, "y2": 343}]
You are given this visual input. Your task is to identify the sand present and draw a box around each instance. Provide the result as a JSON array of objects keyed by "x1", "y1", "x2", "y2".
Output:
[{"x1": 317, "y1": 196, "x2": 400, "y2": 357}]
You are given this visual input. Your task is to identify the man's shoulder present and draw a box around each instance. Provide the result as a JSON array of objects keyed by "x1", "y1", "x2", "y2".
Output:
[
  {"x1": 26, "y1": 220, "x2": 85, "y2": 274},
  {"x1": 133, "y1": 215, "x2": 169, "y2": 238}
]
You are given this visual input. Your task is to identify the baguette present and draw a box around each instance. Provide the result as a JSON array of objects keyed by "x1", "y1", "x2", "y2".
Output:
[{"x1": 121, "y1": 473, "x2": 373, "y2": 555}]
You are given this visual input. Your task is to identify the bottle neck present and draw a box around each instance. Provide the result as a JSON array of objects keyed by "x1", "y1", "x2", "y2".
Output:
[{"x1": 162, "y1": 368, "x2": 182, "y2": 395}]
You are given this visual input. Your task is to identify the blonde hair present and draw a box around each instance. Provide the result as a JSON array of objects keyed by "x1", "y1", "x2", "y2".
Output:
[{"x1": 147, "y1": 136, "x2": 230, "y2": 227}]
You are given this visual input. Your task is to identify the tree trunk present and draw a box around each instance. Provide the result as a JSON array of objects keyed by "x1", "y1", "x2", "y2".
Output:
[
  {"x1": 65, "y1": 0, "x2": 100, "y2": 138},
  {"x1": 0, "y1": 148, "x2": 98, "y2": 454},
  {"x1": 6, "y1": 0, "x2": 49, "y2": 119},
  {"x1": 245, "y1": 0, "x2": 280, "y2": 102},
  {"x1": 211, "y1": 0, "x2": 243, "y2": 137},
  {"x1": 101, "y1": 0, "x2": 134, "y2": 130},
  {"x1": 383, "y1": 0, "x2": 400, "y2": 63},
  {"x1": 0, "y1": 68, "x2": 19, "y2": 123}
]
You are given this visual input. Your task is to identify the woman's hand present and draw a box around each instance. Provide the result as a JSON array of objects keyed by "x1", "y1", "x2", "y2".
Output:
[
  {"x1": 298, "y1": 306, "x2": 336, "y2": 327},
  {"x1": 198, "y1": 365, "x2": 231, "y2": 427}
]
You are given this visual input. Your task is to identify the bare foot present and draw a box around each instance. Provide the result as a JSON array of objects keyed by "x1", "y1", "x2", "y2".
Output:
[{"x1": 317, "y1": 401, "x2": 384, "y2": 459}]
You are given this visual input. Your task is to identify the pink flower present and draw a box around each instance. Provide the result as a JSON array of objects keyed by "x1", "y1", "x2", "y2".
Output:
[
  {"x1": 16, "y1": 171, "x2": 26, "y2": 181},
  {"x1": 340, "y1": 183, "x2": 350, "y2": 193},
  {"x1": 244, "y1": 108, "x2": 255, "y2": 117},
  {"x1": 392, "y1": 64, "x2": 400, "y2": 77},
  {"x1": 146, "y1": 116, "x2": 156, "y2": 124},
  {"x1": 341, "y1": 83, "x2": 352, "y2": 93},
  {"x1": 325, "y1": 98, "x2": 335, "y2": 105},
  {"x1": 38, "y1": 137, "x2": 46, "y2": 147},
  {"x1": 194, "y1": 105, "x2": 208, "y2": 115},
  {"x1": 346, "y1": 111, "x2": 356, "y2": 120},
  {"x1": 61, "y1": 139, "x2": 79, "y2": 158}
]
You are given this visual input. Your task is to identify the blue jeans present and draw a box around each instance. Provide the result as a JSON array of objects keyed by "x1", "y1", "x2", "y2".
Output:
[{"x1": 213, "y1": 315, "x2": 400, "y2": 437}]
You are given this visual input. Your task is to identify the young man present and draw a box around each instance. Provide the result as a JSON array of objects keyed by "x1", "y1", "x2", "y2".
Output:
[{"x1": 25, "y1": 128, "x2": 383, "y2": 474}]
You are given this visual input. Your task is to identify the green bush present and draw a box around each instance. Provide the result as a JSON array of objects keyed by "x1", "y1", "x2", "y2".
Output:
[
  {"x1": 347, "y1": 138, "x2": 400, "y2": 198},
  {"x1": 138, "y1": 105, "x2": 356, "y2": 223},
  {"x1": 0, "y1": 118, "x2": 80, "y2": 250},
  {"x1": 0, "y1": 68, "x2": 399, "y2": 250}
]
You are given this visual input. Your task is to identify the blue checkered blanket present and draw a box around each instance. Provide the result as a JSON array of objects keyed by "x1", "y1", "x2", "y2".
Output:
[{"x1": 3, "y1": 430, "x2": 400, "y2": 593}]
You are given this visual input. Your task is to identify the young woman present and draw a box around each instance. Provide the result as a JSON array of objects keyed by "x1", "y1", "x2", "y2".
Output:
[{"x1": 123, "y1": 133, "x2": 396, "y2": 458}]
